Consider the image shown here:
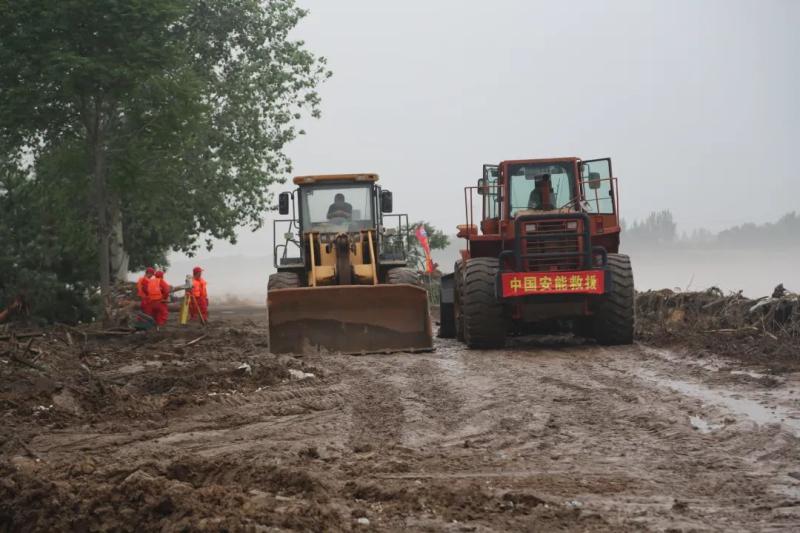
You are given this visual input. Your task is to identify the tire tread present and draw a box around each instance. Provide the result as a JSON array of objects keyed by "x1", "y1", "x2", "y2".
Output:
[
  {"x1": 462, "y1": 258, "x2": 506, "y2": 349},
  {"x1": 591, "y1": 254, "x2": 635, "y2": 345}
]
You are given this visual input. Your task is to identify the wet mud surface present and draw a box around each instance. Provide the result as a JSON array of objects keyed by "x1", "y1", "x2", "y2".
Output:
[{"x1": 2, "y1": 307, "x2": 799, "y2": 531}]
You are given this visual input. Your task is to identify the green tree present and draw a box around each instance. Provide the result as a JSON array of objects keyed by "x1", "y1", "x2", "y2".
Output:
[
  {"x1": 0, "y1": 0, "x2": 329, "y2": 317},
  {"x1": 0, "y1": 152, "x2": 97, "y2": 322},
  {"x1": 406, "y1": 222, "x2": 450, "y2": 272}
]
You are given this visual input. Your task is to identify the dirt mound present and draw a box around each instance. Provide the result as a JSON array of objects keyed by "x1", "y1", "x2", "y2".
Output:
[
  {"x1": 0, "y1": 459, "x2": 342, "y2": 532},
  {"x1": 636, "y1": 286, "x2": 800, "y2": 368},
  {"x1": 0, "y1": 320, "x2": 316, "y2": 457}
]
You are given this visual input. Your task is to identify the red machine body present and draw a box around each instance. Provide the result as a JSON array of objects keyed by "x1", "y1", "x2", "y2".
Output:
[{"x1": 439, "y1": 157, "x2": 634, "y2": 348}]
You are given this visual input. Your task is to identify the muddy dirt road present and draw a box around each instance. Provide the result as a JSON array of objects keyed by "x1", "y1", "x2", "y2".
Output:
[{"x1": 2, "y1": 306, "x2": 799, "y2": 531}]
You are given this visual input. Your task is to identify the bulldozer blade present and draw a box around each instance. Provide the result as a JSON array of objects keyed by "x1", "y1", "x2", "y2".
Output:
[{"x1": 267, "y1": 285, "x2": 433, "y2": 355}]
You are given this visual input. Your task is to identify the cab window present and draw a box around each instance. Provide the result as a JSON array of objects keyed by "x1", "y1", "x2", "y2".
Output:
[
  {"x1": 482, "y1": 165, "x2": 499, "y2": 219},
  {"x1": 508, "y1": 162, "x2": 575, "y2": 217},
  {"x1": 580, "y1": 159, "x2": 614, "y2": 214}
]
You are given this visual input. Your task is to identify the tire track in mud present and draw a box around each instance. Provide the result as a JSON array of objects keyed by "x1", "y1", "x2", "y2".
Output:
[
  {"x1": 382, "y1": 340, "x2": 800, "y2": 531},
  {"x1": 32, "y1": 372, "x2": 348, "y2": 463},
  {"x1": 342, "y1": 357, "x2": 407, "y2": 451},
  {"x1": 539, "y1": 344, "x2": 800, "y2": 529},
  {"x1": 394, "y1": 355, "x2": 467, "y2": 447}
]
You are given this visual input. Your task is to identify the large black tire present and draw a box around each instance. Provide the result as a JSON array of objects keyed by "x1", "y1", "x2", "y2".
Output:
[
  {"x1": 461, "y1": 258, "x2": 506, "y2": 349},
  {"x1": 453, "y1": 260, "x2": 465, "y2": 342},
  {"x1": 268, "y1": 272, "x2": 301, "y2": 290},
  {"x1": 386, "y1": 267, "x2": 420, "y2": 286},
  {"x1": 591, "y1": 254, "x2": 635, "y2": 345}
]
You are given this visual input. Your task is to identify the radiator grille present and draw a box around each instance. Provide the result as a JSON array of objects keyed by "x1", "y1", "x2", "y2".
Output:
[{"x1": 522, "y1": 220, "x2": 584, "y2": 272}]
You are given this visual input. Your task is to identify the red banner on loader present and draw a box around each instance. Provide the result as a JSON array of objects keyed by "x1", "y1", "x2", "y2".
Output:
[{"x1": 500, "y1": 270, "x2": 604, "y2": 298}]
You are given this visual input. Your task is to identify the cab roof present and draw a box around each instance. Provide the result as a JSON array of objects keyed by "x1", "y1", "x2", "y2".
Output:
[
  {"x1": 499, "y1": 157, "x2": 579, "y2": 166},
  {"x1": 292, "y1": 173, "x2": 379, "y2": 185}
]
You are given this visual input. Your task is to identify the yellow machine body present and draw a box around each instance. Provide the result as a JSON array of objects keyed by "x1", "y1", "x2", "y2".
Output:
[{"x1": 267, "y1": 174, "x2": 433, "y2": 355}]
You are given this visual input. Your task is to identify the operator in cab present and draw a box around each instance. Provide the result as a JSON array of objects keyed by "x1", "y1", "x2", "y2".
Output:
[
  {"x1": 528, "y1": 174, "x2": 555, "y2": 211},
  {"x1": 327, "y1": 193, "x2": 353, "y2": 220}
]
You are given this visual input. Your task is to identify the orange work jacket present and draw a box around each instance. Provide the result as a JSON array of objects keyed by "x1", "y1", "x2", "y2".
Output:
[
  {"x1": 136, "y1": 276, "x2": 149, "y2": 299},
  {"x1": 192, "y1": 278, "x2": 208, "y2": 299},
  {"x1": 147, "y1": 277, "x2": 165, "y2": 301}
]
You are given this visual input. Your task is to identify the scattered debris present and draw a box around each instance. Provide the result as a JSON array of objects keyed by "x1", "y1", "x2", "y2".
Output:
[
  {"x1": 288, "y1": 369, "x2": 316, "y2": 380},
  {"x1": 0, "y1": 332, "x2": 44, "y2": 341},
  {"x1": 185, "y1": 334, "x2": 208, "y2": 347},
  {"x1": 637, "y1": 284, "x2": 799, "y2": 338},
  {"x1": 636, "y1": 284, "x2": 800, "y2": 365}
]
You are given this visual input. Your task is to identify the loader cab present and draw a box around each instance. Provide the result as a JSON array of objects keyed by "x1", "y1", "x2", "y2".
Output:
[
  {"x1": 287, "y1": 174, "x2": 379, "y2": 234},
  {"x1": 477, "y1": 158, "x2": 619, "y2": 229},
  {"x1": 298, "y1": 181, "x2": 375, "y2": 234},
  {"x1": 273, "y1": 174, "x2": 410, "y2": 272},
  {"x1": 506, "y1": 160, "x2": 576, "y2": 216},
  {"x1": 464, "y1": 157, "x2": 622, "y2": 264}
]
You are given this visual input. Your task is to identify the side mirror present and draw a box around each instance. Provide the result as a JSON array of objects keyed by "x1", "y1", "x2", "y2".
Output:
[
  {"x1": 588, "y1": 172, "x2": 602, "y2": 190},
  {"x1": 476, "y1": 178, "x2": 487, "y2": 195},
  {"x1": 278, "y1": 192, "x2": 290, "y2": 215},
  {"x1": 380, "y1": 190, "x2": 393, "y2": 213}
]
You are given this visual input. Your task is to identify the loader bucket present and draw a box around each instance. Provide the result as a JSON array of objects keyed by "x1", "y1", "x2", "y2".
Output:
[{"x1": 267, "y1": 284, "x2": 433, "y2": 355}]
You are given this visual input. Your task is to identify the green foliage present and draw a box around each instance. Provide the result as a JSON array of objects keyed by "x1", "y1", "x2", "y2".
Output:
[
  {"x1": 0, "y1": 0, "x2": 329, "y2": 319},
  {"x1": 406, "y1": 221, "x2": 450, "y2": 272},
  {"x1": 0, "y1": 156, "x2": 97, "y2": 323}
]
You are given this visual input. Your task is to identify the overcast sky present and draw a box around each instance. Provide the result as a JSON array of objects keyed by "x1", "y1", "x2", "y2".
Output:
[{"x1": 183, "y1": 0, "x2": 799, "y2": 259}]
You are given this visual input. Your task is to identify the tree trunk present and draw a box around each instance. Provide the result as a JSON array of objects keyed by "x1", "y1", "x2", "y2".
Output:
[
  {"x1": 108, "y1": 196, "x2": 129, "y2": 282},
  {"x1": 88, "y1": 100, "x2": 112, "y2": 322}
]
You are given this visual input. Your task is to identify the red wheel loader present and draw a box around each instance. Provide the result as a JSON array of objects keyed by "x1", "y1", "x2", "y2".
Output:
[
  {"x1": 268, "y1": 174, "x2": 433, "y2": 354},
  {"x1": 439, "y1": 157, "x2": 634, "y2": 348}
]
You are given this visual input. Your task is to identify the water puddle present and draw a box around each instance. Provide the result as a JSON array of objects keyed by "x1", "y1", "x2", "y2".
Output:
[
  {"x1": 636, "y1": 368, "x2": 800, "y2": 437},
  {"x1": 688, "y1": 415, "x2": 719, "y2": 434},
  {"x1": 730, "y1": 370, "x2": 775, "y2": 381},
  {"x1": 638, "y1": 344, "x2": 727, "y2": 372}
]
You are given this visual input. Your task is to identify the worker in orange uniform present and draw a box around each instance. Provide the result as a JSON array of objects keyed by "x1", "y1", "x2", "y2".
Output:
[
  {"x1": 136, "y1": 267, "x2": 155, "y2": 313},
  {"x1": 190, "y1": 266, "x2": 209, "y2": 321},
  {"x1": 157, "y1": 270, "x2": 171, "y2": 325},
  {"x1": 146, "y1": 271, "x2": 170, "y2": 327}
]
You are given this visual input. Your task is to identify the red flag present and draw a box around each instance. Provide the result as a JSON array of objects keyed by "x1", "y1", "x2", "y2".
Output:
[{"x1": 414, "y1": 225, "x2": 434, "y2": 273}]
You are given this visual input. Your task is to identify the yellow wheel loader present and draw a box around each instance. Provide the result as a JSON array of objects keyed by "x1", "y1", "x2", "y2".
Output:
[{"x1": 267, "y1": 174, "x2": 433, "y2": 354}]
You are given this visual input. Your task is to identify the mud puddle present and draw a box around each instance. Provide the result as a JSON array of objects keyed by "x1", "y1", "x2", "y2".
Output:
[
  {"x1": 635, "y1": 366, "x2": 800, "y2": 436},
  {"x1": 688, "y1": 415, "x2": 720, "y2": 433}
]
